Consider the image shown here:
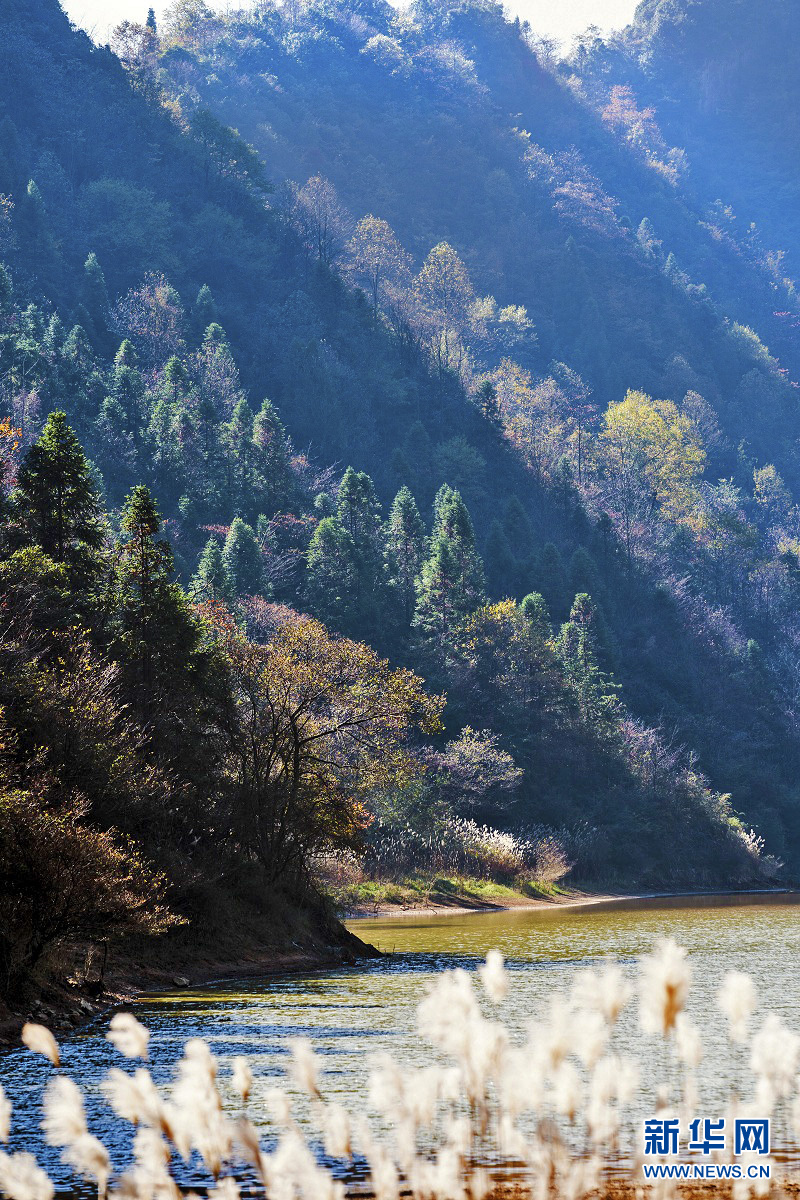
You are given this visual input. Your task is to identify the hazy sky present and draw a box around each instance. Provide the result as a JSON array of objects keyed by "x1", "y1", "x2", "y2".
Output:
[{"x1": 62, "y1": 0, "x2": 639, "y2": 47}]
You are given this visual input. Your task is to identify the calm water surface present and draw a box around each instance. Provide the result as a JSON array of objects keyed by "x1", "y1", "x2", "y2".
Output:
[{"x1": 4, "y1": 893, "x2": 800, "y2": 1187}]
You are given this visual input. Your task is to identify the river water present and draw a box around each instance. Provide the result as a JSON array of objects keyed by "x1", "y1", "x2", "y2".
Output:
[{"x1": 3, "y1": 893, "x2": 800, "y2": 1189}]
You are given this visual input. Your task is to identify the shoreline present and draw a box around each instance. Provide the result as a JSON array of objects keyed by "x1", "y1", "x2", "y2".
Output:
[
  {"x1": 3, "y1": 886, "x2": 794, "y2": 1049},
  {"x1": 342, "y1": 885, "x2": 797, "y2": 921}
]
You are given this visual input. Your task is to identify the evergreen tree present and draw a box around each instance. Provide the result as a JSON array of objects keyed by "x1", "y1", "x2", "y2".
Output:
[
  {"x1": 306, "y1": 516, "x2": 357, "y2": 630},
  {"x1": 192, "y1": 284, "x2": 217, "y2": 338},
  {"x1": 556, "y1": 593, "x2": 620, "y2": 739},
  {"x1": 536, "y1": 542, "x2": 570, "y2": 621},
  {"x1": 223, "y1": 517, "x2": 263, "y2": 596},
  {"x1": 252, "y1": 398, "x2": 292, "y2": 515},
  {"x1": 484, "y1": 519, "x2": 516, "y2": 599},
  {"x1": 191, "y1": 537, "x2": 235, "y2": 605},
  {"x1": 81, "y1": 252, "x2": 110, "y2": 347},
  {"x1": 415, "y1": 488, "x2": 485, "y2": 640},
  {"x1": 385, "y1": 486, "x2": 426, "y2": 626},
  {"x1": 519, "y1": 591, "x2": 551, "y2": 637},
  {"x1": 221, "y1": 399, "x2": 254, "y2": 515},
  {"x1": 14, "y1": 412, "x2": 104, "y2": 579}
]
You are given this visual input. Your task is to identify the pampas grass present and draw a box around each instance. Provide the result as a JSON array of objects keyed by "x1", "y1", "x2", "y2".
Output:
[{"x1": 2, "y1": 939, "x2": 798, "y2": 1200}]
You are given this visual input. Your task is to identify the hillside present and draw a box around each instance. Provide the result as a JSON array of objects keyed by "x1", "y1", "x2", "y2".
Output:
[
  {"x1": 0, "y1": 0, "x2": 796, "y2": 1005},
  {"x1": 580, "y1": 0, "x2": 800, "y2": 280}
]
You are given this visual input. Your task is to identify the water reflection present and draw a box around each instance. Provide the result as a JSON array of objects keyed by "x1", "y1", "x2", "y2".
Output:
[{"x1": 2, "y1": 893, "x2": 799, "y2": 1190}]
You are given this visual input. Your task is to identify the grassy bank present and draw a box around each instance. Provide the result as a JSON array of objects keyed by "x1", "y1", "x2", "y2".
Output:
[{"x1": 328, "y1": 872, "x2": 574, "y2": 916}]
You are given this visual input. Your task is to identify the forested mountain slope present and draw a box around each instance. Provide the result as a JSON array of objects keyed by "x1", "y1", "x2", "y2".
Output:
[
  {"x1": 578, "y1": 0, "x2": 800, "y2": 281},
  {"x1": 0, "y1": 0, "x2": 795, "y2": 992}
]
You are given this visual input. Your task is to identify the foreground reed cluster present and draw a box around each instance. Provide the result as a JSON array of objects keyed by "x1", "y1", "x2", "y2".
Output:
[{"x1": 0, "y1": 939, "x2": 795, "y2": 1200}]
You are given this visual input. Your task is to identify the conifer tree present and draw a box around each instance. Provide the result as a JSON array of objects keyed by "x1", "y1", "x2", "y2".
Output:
[
  {"x1": 81, "y1": 252, "x2": 110, "y2": 347},
  {"x1": 519, "y1": 591, "x2": 551, "y2": 636},
  {"x1": 415, "y1": 488, "x2": 485, "y2": 640},
  {"x1": 386, "y1": 486, "x2": 426, "y2": 626},
  {"x1": 191, "y1": 537, "x2": 235, "y2": 605},
  {"x1": 223, "y1": 517, "x2": 263, "y2": 596},
  {"x1": 192, "y1": 284, "x2": 217, "y2": 338},
  {"x1": 536, "y1": 542, "x2": 570, "y2": 621},
  {"x1": 484, "y1": 519, "x2": 516, "y2": 599},
  {"x1": 14, "y1": 412, "x2": 104, "y2": 578},
  {"x1": 252, "y1": 398, "x2": 292, "y2": 515},
  {"x1": 557, "y1": 593, "x2": 620, "y2": 739},
  {"x1": 305, "y1": 516, "x2": 357, "y2": 629},
  {"x1": 221, "y1": 400, "x2": 254, "y2": 514}
]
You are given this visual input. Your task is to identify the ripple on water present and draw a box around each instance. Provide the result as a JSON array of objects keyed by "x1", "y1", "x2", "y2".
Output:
[{"x1": 3, "y1": 893, "x2": 800, "y2": 1190}]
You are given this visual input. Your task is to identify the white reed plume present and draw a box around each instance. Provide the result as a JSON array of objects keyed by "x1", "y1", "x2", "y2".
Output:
[
  {"x1": 674, "y1": 1013, "x2": 702, "y2": 1068},
  {"x1": 265, "y1": 1130, "x2": 345, "y2": 1200},
  {"x1": 750, "y1": 1012, "x2": 800, "y2": 1101},
  {"x1": 20, "y1": 1024, "x2": 59, "y2": 1067},
  {"x1": 572, "y1": 962, "x2": 633, "y2": 1028},
  {"x1": 417, "y1": 968, "x2": 481, "y2": 1060},
  {"x1": 116, "y1": 1125, "x2": 180, "y2": 1200},
  {"x1": 42, "y1": 1077, "x2": 87, "y2": 1146},
  {"x1": 231, "y1": 1057, "x2": 252, "y2": 1104},
  {"x1": 61, "y1": 1134, "x2": 110, "y2": 1198},
  {"x1": 264, "y1": 1086, "x2": 294, "y2": 1128},
  {"x1": 0, "y1": 1151, "x2": 54, "y2": 1200},
  {"x1": 106, "y1": 1012, "x2": 150, "y2": 1060},
  {"x1": 551, "y1": 1060, "x2": 583, "y2": 1120},
  {"x1": 718, "y1": 970, "x2": 757, "y2": 1044},
  {"x1": 288, "y1": 1037, "x2": 322, "y2": 1100},
  {"x1": 571, "y1": 1007, "x2": 608, "y2": 1069},
  {"x1": 213, "y1": 1176, "x2": 240, "y2": 1200},
  {"x1": 43, "y1": 1077, "x2": 110, "y2": 1198},
  {"x1": 170, "y1": 1037, "x2": 232, "y2": 1175},
  {"x1": 353, "y1": 1117, "x2": 400, "y2": 1200},
  {"x1": 479, "y1": 949, "x2": 508, "y2": 1003},
  {"x1": 638, "y1": 938, "x2": 691, "y2": 1036},
  {"x1": 102, "y1": 1066, "x2": 163, "y2": 1127},
  {"x1": 0, "y1": 1084, "x2": 10, "y2": 1143},
  {"x1": 319, "y1": 1101, "x2": 351, "y2": 1158}
]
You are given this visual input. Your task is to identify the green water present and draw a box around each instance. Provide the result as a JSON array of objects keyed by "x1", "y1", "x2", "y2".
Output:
[{"x1": 4, "y1": 893, "x2": 799, "y2": 1187}]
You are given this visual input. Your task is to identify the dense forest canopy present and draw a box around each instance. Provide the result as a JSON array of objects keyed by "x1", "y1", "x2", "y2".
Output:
[{"x1": 1, "y1": 0, "x2": 799, "y2": 999}]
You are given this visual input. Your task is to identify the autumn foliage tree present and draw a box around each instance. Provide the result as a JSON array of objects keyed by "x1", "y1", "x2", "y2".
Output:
[{"x1": 209, "y1": 605, "x2": 443, "y2": 885}]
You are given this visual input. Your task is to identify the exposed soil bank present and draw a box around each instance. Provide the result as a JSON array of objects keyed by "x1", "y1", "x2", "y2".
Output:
[
  {"x1": 0, "y1": 894, "x2": 379, "y2": 1051},
  {"x1": 344, "y1": 886, "x2": 797, "y2": 920}
]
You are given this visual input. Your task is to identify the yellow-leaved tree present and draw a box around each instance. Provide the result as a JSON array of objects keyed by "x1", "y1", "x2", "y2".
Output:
[{"x1": 594, "y1": 389, "x2": 706, "y2": 559}]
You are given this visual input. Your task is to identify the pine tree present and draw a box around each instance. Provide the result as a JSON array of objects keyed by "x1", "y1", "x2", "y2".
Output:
[
  {"x1": 252, "y1": 398, "x2": 292, "y2": 515},
  {"x1": 386, "y1": 486, "x2": 426, "y2": 626},
  {"x1": 306, "y1": 516, "x2": 357, "y2": 630},
  {"x1": 191, "y1": 537, "x2": 235, "y2": 605},
  {"x1": 557, "y1": 593, "x2": 620, "y2": 739},
  {"x1": 519, "y1": 592, "x2": 551, "y2": 636},
  {"x1": 223, "y1": 517, "x2": 263, "y2": 596},
  {"x1": 415, "y1": 488, "x2": 485, "y2": 640},
  {"x1": 81, "y1": 252, "x2": 110, "y2": 347},
  {"x1": 15, "y1": 412, "x2": 104, "y2": 578},
  {"x1": 484, "y1": 519, "x2": 517, "y2": 599},
  {"x1": 221, "y1": 399, "x2": 254, "y2": 515},
  {"x1": 192, "y1": 284, "x2": 217, "y2": 338},
  {"x1": 536, "y1": 542, "x2": 570, "y2": 621}
]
